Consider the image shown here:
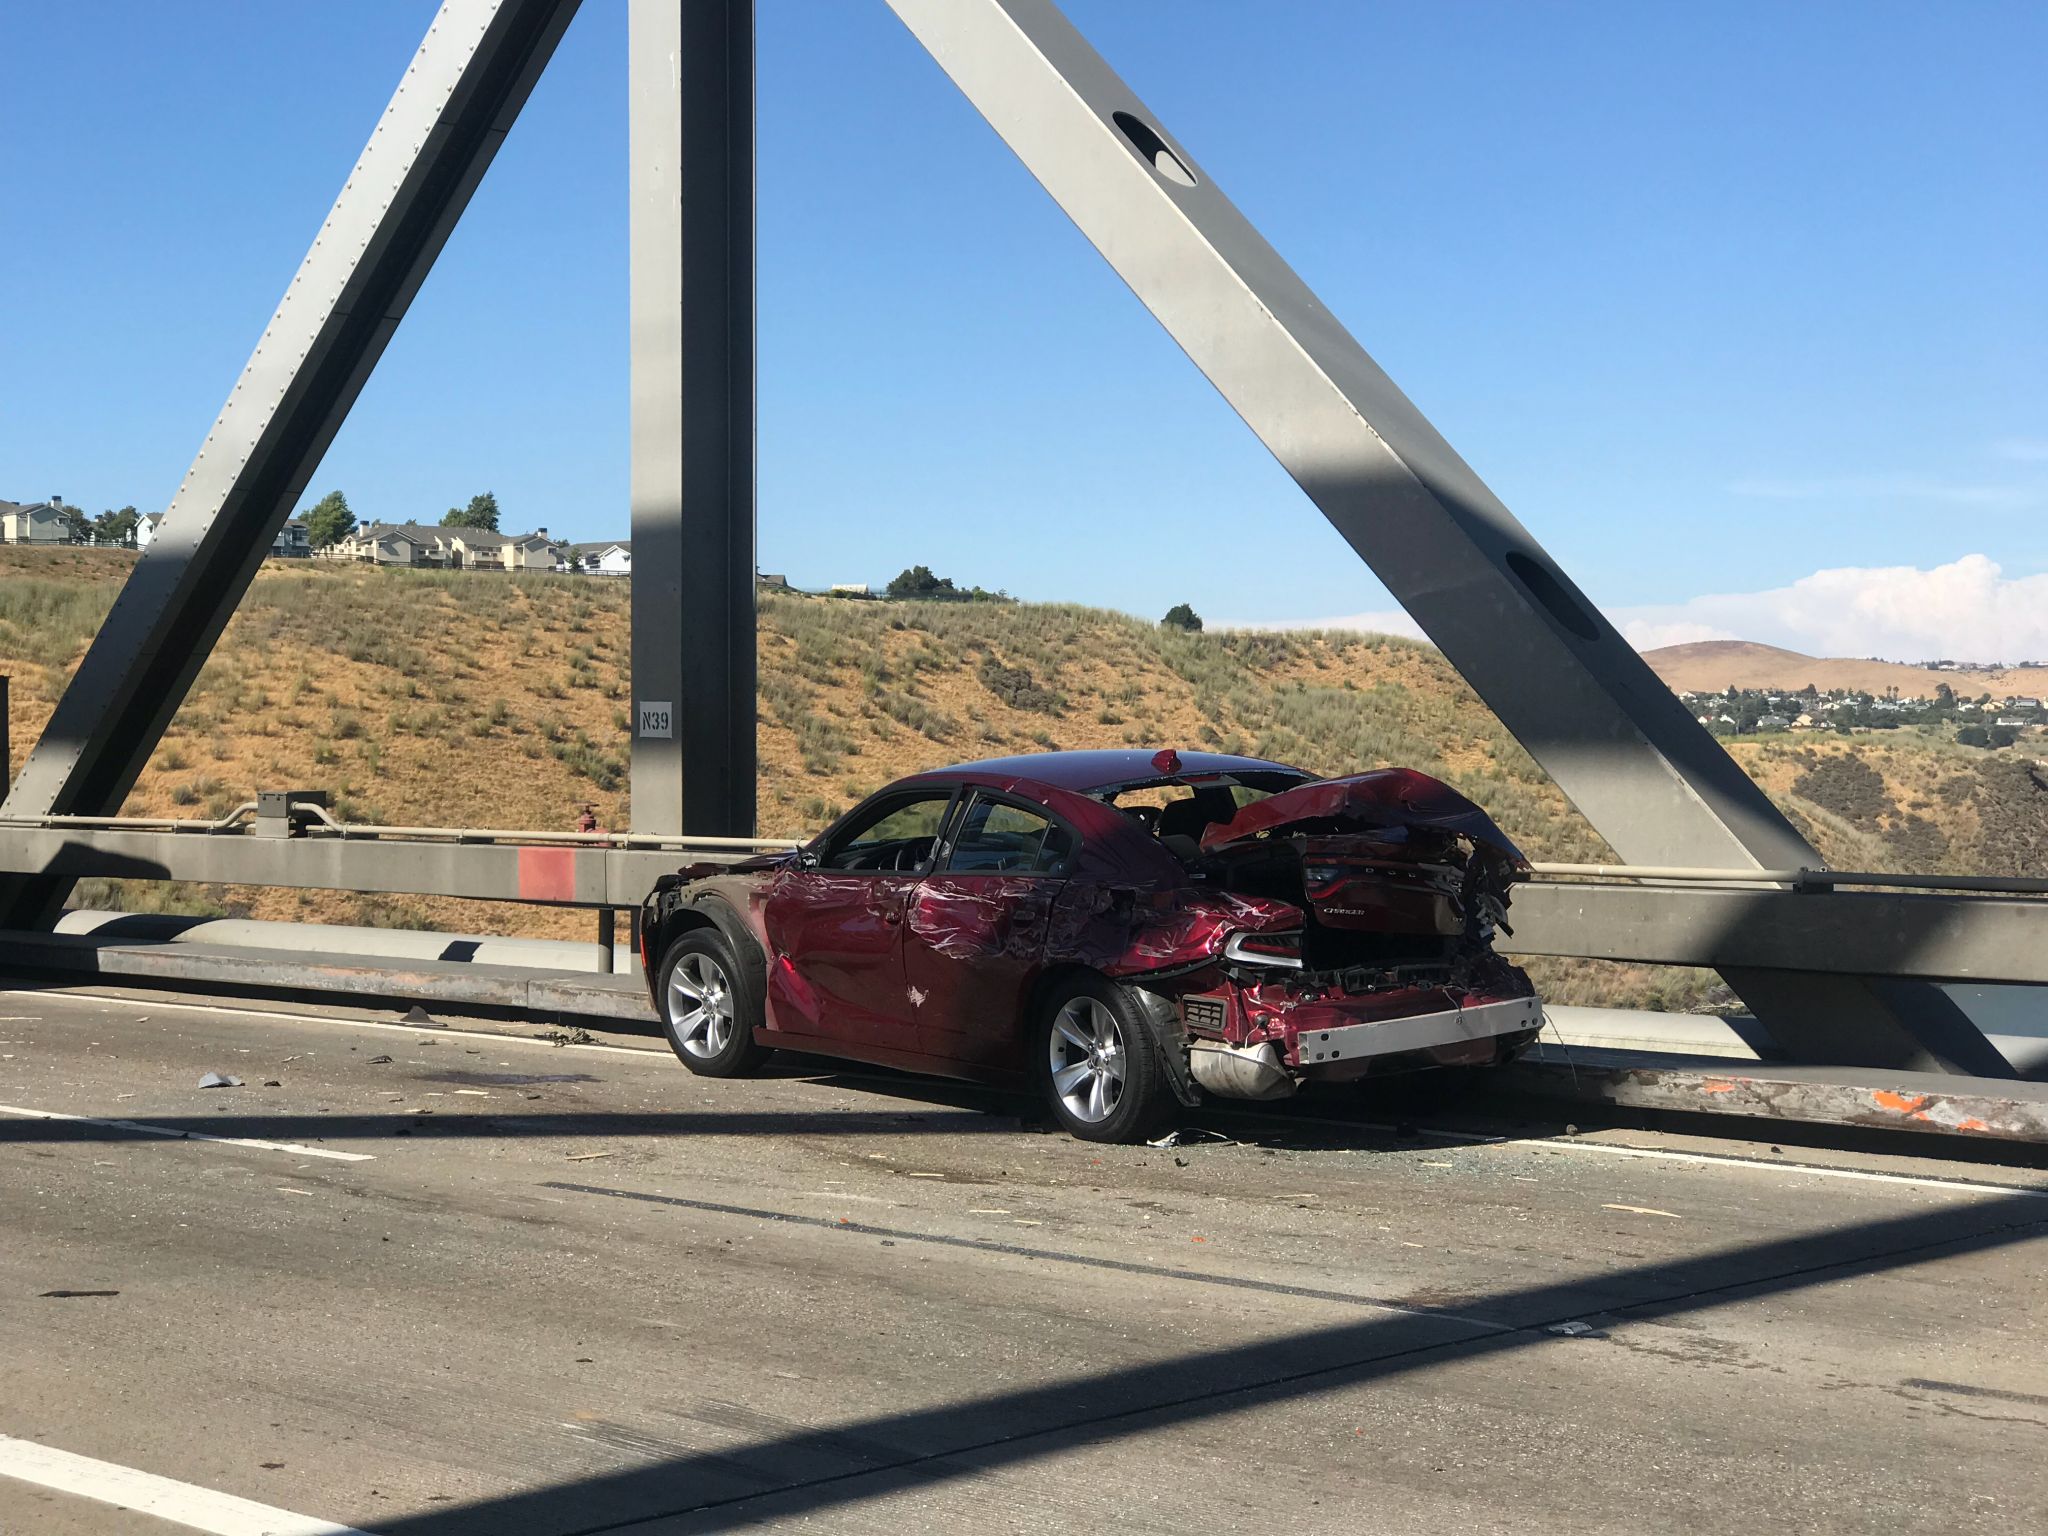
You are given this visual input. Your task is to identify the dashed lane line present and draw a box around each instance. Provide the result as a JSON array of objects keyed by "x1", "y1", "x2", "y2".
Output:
[
  {"x1": 0, "y1": 1103, "x2": 374, "y2": 1162},
  {"x1": 11, "y1": 987, "x2": 2044, "y2": 1197},
  {"x1": 0, "y1": 985, "x2": 665, "y2": 1058},
  {"x1": 0, "y1": 1431, "x2": 374, "y2": 1535}
]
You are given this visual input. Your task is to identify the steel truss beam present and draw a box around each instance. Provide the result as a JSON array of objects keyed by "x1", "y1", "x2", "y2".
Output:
[
  {"x1": 628, "y1": 0, "x2": 757, "y2": 836},
  {"x1": 885, "y1": 0, "x2": 2013, "y2": 1077},
  {"x1": 0, "y1": 0, "x2": 582, "y2": 924},
  {"x1": 0, "y1": 825, "x2": 2042, "y2": 988}
]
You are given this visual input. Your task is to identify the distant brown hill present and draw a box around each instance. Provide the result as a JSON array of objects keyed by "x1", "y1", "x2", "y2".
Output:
[{"x1": 1643, "y1": 640, "x2": 2048, "y2": 700}]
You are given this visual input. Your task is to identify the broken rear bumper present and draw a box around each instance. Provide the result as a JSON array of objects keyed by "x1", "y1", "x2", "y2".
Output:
[
  {"x1": 1178, "y1": 982, "x2": 1542, "y2": 1100},
  {"x1": 1293, "y1": 994, "x2": 1544, "y2": 1067}
]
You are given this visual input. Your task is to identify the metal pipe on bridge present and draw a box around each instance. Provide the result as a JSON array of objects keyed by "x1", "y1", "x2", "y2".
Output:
[{"x1": 0, "y1": 817, "x2": 2043, "y2": 987}]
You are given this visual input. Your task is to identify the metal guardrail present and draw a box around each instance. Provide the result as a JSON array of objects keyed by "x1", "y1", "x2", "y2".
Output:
[
  {"x1": 0, "y1": 805, "x2": 802, "y2": 853},
  {"x1": 0, "y1": 810, "x2": 2041, "y2": 984},
  {"x1": 293, "y1": 804, "x2": 801, "y2": 852},
  {"x1": 3, "y1": 811, "x2": 2032, "y2": 889},
  {"x1": 1528, "y1": 862, "x2": 2048, "y2": 897}
]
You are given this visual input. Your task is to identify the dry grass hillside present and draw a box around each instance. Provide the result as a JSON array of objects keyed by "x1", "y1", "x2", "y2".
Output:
[
  {"x1": 3, "y1": 549, "x2": 2042, "y2": 1010},
  {"x1": 1644, "y1": 640, "x2": 2048, "y2": 700}
]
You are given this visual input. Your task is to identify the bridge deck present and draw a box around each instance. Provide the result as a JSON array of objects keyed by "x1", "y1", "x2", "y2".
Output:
[{"x1": 1, "y1": 985, "x2": 2043, "y2": 1533}]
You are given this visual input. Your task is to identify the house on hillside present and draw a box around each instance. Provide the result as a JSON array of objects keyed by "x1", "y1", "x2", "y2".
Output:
[
  {"x1": 486, "y1": 530, "x2": 560, "y2": 571},
  {"x1": 0, "y1": 500, "x2": 70, "y2": 544},
  {"x1": 564, "y1": 540, "x2": 631, "y2": 575},
  {"x1": 757, "y1": 571, "x2": 789, "y2": 590},
  {"x1": 321, "y1": 524, "x2": 432, "y2": 566},
  {"x1": 136, "y1": 512, "x2": 164, "y2": 550},
  {"x1": 319, "y1": 522, "x2": 561, "y2": 570},
  {"x1": 269, "y1": 518, "x2": 312, "y2": 559}
]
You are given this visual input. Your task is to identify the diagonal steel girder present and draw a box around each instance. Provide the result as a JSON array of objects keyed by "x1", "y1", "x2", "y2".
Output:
[
  {"x1": 0, "y1": 0, "x2": 581, "y2": 924},
  {"x1": 628, "y1": 0, "x2": 758, "y2": 839},
  {"x1": 886, "y1": 0, "x2": 2010, "y2": 1076}
]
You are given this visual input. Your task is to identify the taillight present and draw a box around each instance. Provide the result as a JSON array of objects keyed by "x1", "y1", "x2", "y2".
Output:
[{"x1": 1223, "y1": 930, "x2": 1303, "y2": 969}]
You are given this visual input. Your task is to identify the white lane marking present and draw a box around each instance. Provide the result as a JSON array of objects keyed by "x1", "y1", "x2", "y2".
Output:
[
  {"x1": 0, "y1": 987, "x2": 666, "y2": 1058},
  {"x1": 1230, "y1": 1108, "x2": 2048, "y2": 1198},
  {"x1": 1503, "y1": 1135, "x2": 2048, "y2": 1198},
  {"x1": 10, "y1": 989, "x2": 2043, "y2": 1198},
  {"x1": 0, "y1": 1104, "x2": 373, "y2": 1163},
  {"x1": 0, "y1": 1432, "x2": 374, "y2": 1535}
]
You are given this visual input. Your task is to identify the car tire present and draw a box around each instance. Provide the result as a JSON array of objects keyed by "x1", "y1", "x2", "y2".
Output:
[
  {"x1": 1034, "y1": 972, "x2": 1176, "y2": 1144},
  {"x1": 657, "y1": 926, "x2": 769, "y2": 1078}
]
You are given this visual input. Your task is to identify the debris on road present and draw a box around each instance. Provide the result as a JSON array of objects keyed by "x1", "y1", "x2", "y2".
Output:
[
  {"x1": 197, "y1": 1072, "x2": 243, "y2": 1089},
  {"x1": 537, "y1": 1028, "x2": 597, "y2": 1047},
  {"x1": 1147, "y1": 1127, "x2": 1238, "y2": 1149},
  {"x1": 1604, "y1": 1203, "x2": 1683, "y2": 1219},
  {"x1": 39, "y1": 1289, "x2": 119, "y2": 1299},
  {"x1": 1546, "y1": 1320, "x2": 1605, "y2": 1338},
  {"x1": 566, "y1": 1150, "x2": 613, "y2": 1161},
  {"x1": 403, "y1": 1005, "x2": 441, "y2": 1027},
  {"x1": 368, "y1": 1055, "x2": 394, "y2": 1065}
]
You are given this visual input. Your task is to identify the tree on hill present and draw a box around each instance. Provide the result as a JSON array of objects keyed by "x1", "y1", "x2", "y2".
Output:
[
  {"x1": 887, "y1": 565, "x2": 956, "y2": 599},
  {"x1": 92, "y1": 506, "x2": 140, "y2": 546},
  {"x1": 1161, "y1": 603, "x2": 1203, "y2": 632},
  {"x1": 1956, "y1": 725, "x2": 1991, "y2": 748},
  {"x1": 445, "y1": 491, "x2": 501, "y2": 532},
  {"x1": 53, "y1": 501, "x2": 91, "y2": 543},
  {"x1": 303, "y1": 490, "x2": 356, "y2": 548}
]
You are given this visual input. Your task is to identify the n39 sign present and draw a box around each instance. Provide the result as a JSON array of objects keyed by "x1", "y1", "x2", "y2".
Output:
[{"x1": 637, "y1": 700, "x2": 674, "y2": 740}]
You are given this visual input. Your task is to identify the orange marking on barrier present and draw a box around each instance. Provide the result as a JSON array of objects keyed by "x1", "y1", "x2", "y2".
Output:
[
  {"x1": 517, "y1": 846, "x2": 578, "y2": 903},
  {"x1": 1958, "y1": 1117, "x2": 1988, "y2": 1133},
  {"x1": 1872, "y1": 1090, "x2": 1931, "y2": 1117},
  {"x1": 1700, "y1": 1080, "x2": 1737, "y2": 1094}
]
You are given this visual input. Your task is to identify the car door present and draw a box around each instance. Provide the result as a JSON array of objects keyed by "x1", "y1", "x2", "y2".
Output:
[
  {"x1": 760, "y1": 787, "x2": 958, "y2": 1058},
  {"x1": 905, "y1": 791, "x2": 1078, "y2": 1072}
]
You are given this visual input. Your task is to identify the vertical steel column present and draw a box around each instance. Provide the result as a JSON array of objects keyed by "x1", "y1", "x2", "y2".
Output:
[
  {"x1": 0, "y1": 0, "x2": 581, "y2": 927},
  {"x1": 886, "y1": 0, "x2": 2008, "y2": 1075},
  {"x1": 628, "y1": 0, "x2": 757, "y2": 837}
]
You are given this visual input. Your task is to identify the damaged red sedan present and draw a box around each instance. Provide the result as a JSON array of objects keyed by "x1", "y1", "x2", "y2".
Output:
[{"x1": 640, "y1": 750, "x2": 1540, "y2": 1142}]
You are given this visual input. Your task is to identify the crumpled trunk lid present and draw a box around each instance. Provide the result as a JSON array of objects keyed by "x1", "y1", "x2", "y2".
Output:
[{"x1": 1197, "y1": 769, "x2": 1526, "y2": 943}]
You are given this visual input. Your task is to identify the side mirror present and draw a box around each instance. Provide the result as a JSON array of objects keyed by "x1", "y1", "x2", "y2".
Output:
[{"x1": 795, "y1": 846, "x2": 823, "y2": 872}]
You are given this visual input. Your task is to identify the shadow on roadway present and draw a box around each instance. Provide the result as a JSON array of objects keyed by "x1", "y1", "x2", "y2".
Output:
[{"x1": 344, "y1": 1189, "x2": 2046, "y2": 1533}]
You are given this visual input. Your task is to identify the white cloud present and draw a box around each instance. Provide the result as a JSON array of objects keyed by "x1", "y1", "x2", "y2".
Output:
[
  {"x1": 1227, "y1": 555, "x2": 2048, "y2": 663},
  {"x1": 1612, "y1": 619, "x2": 1741, "y2": 650},
  {"x1": 1614, "y1": 555, "x2": 2048, "y2": 663},
  {"x1": 1217, "y1": 608, "x2": 1426, "y2": 640}
]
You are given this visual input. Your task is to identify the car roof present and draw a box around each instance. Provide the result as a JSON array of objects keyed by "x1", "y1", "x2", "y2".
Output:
[{"x1": 922, "y1": 748, "x2": 1310, "y2": 795}]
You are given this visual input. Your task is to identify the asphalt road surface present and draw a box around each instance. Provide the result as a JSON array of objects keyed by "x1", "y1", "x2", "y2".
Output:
[{"x1": 2, "y1": 982, "x2": 2044, "y2": 1534}]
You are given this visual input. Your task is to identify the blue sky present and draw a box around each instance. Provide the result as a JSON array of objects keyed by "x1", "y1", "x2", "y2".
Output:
[{"x1": 3, "y1": 1, "x2": 2044, "y2": 657}]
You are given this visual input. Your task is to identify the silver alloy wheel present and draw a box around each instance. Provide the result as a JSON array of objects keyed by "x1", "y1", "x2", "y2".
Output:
[
  {"x1": 1048, "y1": 996, "x2": 1126, "y2": 1124},
  {"x1": 668, "y1": 951, "x2": 736, "y2": 1060}
]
